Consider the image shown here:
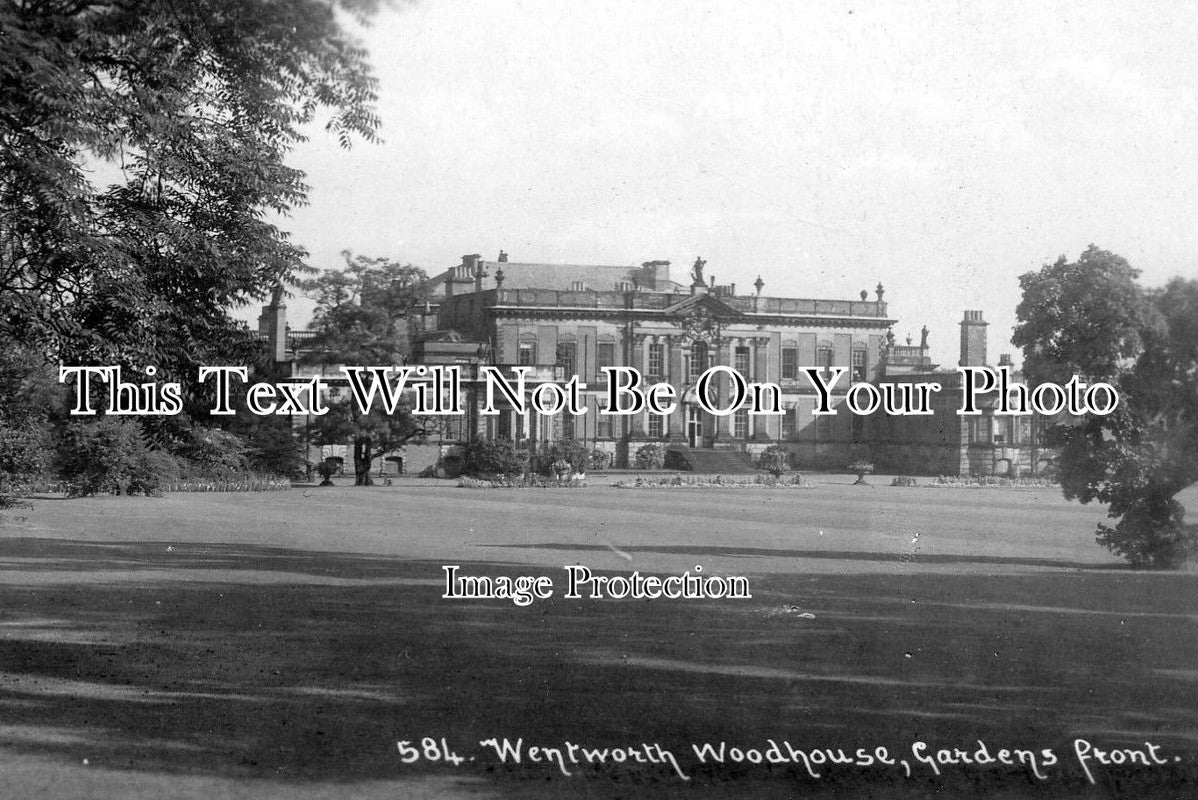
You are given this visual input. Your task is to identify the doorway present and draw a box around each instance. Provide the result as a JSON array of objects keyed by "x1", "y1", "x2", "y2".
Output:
[{"x1": 686, "y1": 405, "x2": 704, "y2": 448}]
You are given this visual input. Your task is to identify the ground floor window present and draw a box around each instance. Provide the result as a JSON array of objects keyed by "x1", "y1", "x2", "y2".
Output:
[
  {"x1": 782, "y1": 407, "x2": 797, "y2": 440},
  {"x1": 734, "y1": 408, "x2": 749, "y2": 438},
  {"x1": 647, "y1": 413, "x2": 663, "y2": 438}
]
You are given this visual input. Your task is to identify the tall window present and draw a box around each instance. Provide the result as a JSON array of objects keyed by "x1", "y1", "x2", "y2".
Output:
[
  {"x1": 597, "y1": 342, "x2": 615, "y2": 371},
  {"x1": 562, "y1": 414, "x2": 576, "y2": 439},
  {"x1": 556, "y1": 342, "x2": 576, "y2": 375},
  {"x1": 782, "y1": 347, "x2": 798, "y2": 380},
  {"x1": 647, "y1": 413, "x2": 663, "y2": 438},
  {"x1": 734, "y1": 408, "x2": 749, "y2": 439},
  {"x1": 817, "y1": 344, "x2": 833, "y2": 376},
  {"x1": 647, "y1": 343, "x2": 664, "y2": 378},
  {"x1": 689, "y1": 342, "x2": 707, "y2": 381},
  {"x1": 851, "y1": 348, "x2": 867, "y2": 381},
  {"x1": 734, "y1": 346, "x2": 750, "y2": 377},
  {"x1": 518, "y1": 341, "x2": 536, "y2": 366},
  {"x1": 782, "y1": 407, "x2": 797, "y2": 440}
]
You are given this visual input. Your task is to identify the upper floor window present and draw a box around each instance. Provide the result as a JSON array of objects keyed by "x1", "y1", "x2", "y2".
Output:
[
  {"x1": 734, "y1": 346, "x2": 750, "y2": 377},
  {"x1": 689, "y1": 342, "x2": 707, "y2": 381},
  {"x1": 851, "y1": 348, "x2": 867, "y2": 382},
  {"x1": 556, "y1": 342, "x2": 577, "y2": 375},
  {"x1": 518, "y1": 341, "x2": 536, "y2": 366},
  {"x1": 817, "y1": 344, "x2": 833, "y2": 376},
  {"x1": 647, "y1": 343, "x2": 664, "y2": 378},
  {"x1": 782, "y1": 347, "x2": 798, "y2": 380},
  {"x1": 597, "y1": 342, "x2": 616, "y2": 373}
]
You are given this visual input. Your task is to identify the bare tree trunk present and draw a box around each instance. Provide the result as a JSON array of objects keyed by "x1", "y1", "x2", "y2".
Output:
[{"x1": 353, "y1": 438, "x2": 374, "y2": 486}]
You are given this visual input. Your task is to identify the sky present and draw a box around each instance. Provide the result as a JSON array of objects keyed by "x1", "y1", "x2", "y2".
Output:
[{"x1": 260, "y1": 0, "x2": 1198, "y2": 368}]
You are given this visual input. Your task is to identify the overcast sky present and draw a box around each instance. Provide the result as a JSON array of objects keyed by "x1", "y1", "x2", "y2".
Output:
[{"x1": 263, "y1": 0, "x2": 1198, "y2": 368}]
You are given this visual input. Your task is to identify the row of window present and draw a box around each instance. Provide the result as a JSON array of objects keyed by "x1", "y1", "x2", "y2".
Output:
[
  {"x1": 504, "y1": 406, "x2": 871, "y2": 443},
  {"x1": 781, "y1": 347, "x2": 868, "y2": 381},
  {"x1": 518, "y1": 341, "x2": 868, "y2": 382}
]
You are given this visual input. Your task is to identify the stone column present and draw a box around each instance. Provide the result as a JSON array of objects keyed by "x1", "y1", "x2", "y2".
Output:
[
  {"x1": 710, "y1": 339, "x2": 731, "y2": 442},
  {"x1": 753, "y1": 336, "x2": 775, "y2": 440},
  {"x1": 667, "y1": 335, "x2": 685, "y2": 440},
  {"x1": 628, "y1": 334, "x2": 647, "y2": 437}
]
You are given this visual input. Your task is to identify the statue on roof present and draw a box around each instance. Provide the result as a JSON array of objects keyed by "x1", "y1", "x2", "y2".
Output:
[
  {"x1": 691, "y1": 257, "x2": 706, "y2": 287},
  {"x1": 920, "y1": 325, "x2": 929, "y2": 349}
]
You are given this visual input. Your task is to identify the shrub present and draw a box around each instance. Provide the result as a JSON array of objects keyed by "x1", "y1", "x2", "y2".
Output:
[
  {"x1": 634, "y1": 443, "x2": 665, "y2": 470},
  {"x1": 177, "y1": 425, "x2": 251, "y2": 479},
  {"x1": 541, "y1": 439, "x2": 589, "y2": 475},
  {"x1": 891, "y1": 475, "x2": 919, "y2": 487},
  {"x1": 757, "y1": 445, "x2": 791, "y2": 477},
  {"x1": 0, "y1": 422, "x2": 50, "y2": 506},
  {"x1": 244, "y1": 421, "x2": 307, "y2": 479},
  {"x1": 461, "y1": 438, "x2": 529, "y2": 476},
  {"x1": 57, "y1": 417, "x2": 163, "y2": 496},
  {"x1": 588, "y1": 448, "x2": 612, "y2": 471}
]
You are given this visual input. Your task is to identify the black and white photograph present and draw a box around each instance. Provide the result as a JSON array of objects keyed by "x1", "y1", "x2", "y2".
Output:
[{"x1": 1, "y1": 1, "x2": 1196, "y2": 797}]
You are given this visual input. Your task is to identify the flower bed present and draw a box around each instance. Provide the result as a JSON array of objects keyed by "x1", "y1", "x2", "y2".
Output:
[
  {"x1": 22, "y1": 476, "x2": 292, "y2": 495},
  {"x1": 613, "y1": 474, "x2": 811, "y2": 489},
  {"x1": 888, "y1": 475, "x2": 1058, "y2": 488},
  {"x1": 458, "y1": 475, "x2": 587, "y2": 489}
]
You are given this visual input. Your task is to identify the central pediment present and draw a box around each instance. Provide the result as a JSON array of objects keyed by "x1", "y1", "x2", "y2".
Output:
[{"x1": 661, "y1": 292, "x2": 745, "y2": 320}]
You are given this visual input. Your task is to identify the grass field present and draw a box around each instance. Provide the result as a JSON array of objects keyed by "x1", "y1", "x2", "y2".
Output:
[{"x1": 0, "y1": 479, "x2": 1195, "y2": 798}]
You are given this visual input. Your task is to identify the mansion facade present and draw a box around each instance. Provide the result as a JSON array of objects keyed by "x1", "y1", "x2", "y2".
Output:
[
  {"x1": 433, "y1": 254, "x2": 894, "y2": 469},
  {"x1": 261, "y1": 252, "x2": 1052, "y2": 477}
]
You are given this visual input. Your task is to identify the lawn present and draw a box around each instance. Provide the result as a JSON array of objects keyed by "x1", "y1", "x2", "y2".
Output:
[{"x1": 0, "y1": 480, "x2": 1194, "y2": 798}]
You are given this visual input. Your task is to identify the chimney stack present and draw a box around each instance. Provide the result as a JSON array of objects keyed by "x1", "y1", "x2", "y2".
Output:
[
  {"x1": 256, "y1": 285, "x2": 287, "y2": 365},
  {"x1": 959, "y1": 310, "x2": 988, "y2": 367}
]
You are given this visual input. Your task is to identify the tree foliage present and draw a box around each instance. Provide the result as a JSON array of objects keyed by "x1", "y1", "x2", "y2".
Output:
[
  {"x1": 1, "y1": 0, "x2": 384, "y2": 375},
  {"x1": 1013, "y1": 246, "x2": 1198, "y2": 567},
  {"x1": 300, "y1": 250, "x2": 430, "y2": 364}
]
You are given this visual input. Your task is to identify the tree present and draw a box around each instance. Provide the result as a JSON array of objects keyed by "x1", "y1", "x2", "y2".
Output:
[
  {"x1": 308, "y1": 399, "x2": 435, "y2": 486},
  {"x1": 301, "y1": 251, "x2": 434, "y2": 485},
  {"x1": 300, "y1": 250, "x2": 430, "y2": 364},
  {"x1": 1, "y1": 0, "x2": 384, "y2": 376},
  {"x1": 1013, "y1": 246, "x2": 1198, "y2": 567},
  {"x1": 0, "y1": 344, "x2": 68, "y2": 504}
]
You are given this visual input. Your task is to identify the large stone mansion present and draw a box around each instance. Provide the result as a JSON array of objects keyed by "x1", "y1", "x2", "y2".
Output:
[{"x1": 260, "y1": 252, "x2": 1051, "y2": 476}]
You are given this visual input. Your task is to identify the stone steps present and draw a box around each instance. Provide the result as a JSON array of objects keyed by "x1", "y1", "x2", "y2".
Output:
[{"x1": 664, "y1": 447, "x2": 758, "y2": 474}]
